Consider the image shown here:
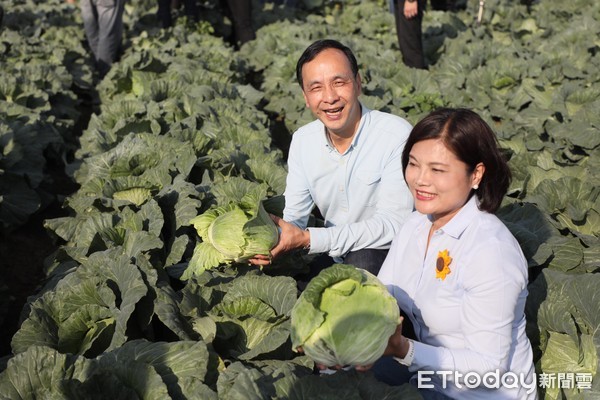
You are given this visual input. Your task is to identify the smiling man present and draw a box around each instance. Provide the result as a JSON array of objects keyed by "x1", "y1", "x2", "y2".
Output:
[{"x1": 252, "y1": 39, "x2": 414, "y2": 279}]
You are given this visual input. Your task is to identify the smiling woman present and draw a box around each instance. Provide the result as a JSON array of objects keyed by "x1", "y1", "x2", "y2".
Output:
[
  {"x1": 402, "y1": 108, "x2": 511, "y2": 218},
  {"x1": 404, "y1": 137, "x2": 485, "y2": 232},
  {"x1": 373, "y1": 108, "x2": 537, "y2": 400}
]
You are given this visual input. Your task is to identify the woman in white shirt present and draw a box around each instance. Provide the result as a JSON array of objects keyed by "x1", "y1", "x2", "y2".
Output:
[{"x1": 370, "y1": 108, "x2": 537, "y2": 399}]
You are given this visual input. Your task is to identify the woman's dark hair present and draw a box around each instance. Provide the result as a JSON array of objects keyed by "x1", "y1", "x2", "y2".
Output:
[
  {"x1": 295, "y1": 39, "x2": 359, "y2": 89},
  {"x1": 401, "y1": 108, "x2": 511, "y2": 213}
]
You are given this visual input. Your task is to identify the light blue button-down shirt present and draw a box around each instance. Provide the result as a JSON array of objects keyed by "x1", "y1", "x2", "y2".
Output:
[{"x1": 283, "y1": 104, "x2": 414, "y2": 258}]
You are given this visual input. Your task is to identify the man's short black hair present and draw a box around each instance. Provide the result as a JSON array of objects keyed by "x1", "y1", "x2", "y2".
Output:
[{"x1": 295, "y1": 39, "x2": 359, "y2": 89}]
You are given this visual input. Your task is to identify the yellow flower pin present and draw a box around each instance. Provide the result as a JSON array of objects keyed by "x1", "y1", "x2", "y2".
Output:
[{"x1": 435, "y1": 250, "x2": 452, "y2": 280}]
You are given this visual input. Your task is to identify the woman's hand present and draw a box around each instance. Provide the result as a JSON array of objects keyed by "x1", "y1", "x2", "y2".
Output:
[
  {"x1": 384, "y1": 318, "x2": 410, "y2": 358},
  {"x1": 355, "y1": 317, "x2": 406, "y2": 372},
  {"x1": 296, "y1": 346, "x2": 351, "y2": 371},
  {"x1": 296, "y1": 347, "x2": 344, "y2": 371}
]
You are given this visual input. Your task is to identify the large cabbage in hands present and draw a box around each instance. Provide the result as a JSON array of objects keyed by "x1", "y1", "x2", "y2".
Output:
[
  {"x1": 185, "y1": 186, "x2": 278, "y2": 278},
  {"x1": 290, "y1": 264, "x2": 400, "y2": 367}
]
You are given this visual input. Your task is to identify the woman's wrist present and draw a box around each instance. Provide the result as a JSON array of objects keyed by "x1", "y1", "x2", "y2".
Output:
[
  {"x1": 399, "y1": 336, "x2": 410, "y2": 358},
  {"x1": 393, "y1": 337, "x2": 415, "y2": 366}
]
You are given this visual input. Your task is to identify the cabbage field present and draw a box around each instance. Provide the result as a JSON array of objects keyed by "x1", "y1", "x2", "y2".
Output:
[{"x1": 0, "y1": 0, "x2": 598, "y2": 398}]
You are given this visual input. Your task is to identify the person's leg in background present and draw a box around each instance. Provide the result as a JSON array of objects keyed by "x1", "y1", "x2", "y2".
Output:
[
  {"x1": 94, "y1": 0, "x2": 125, "y2": 78},
  {"x1": 430, "y1": 0, "x2": 452, "y2": 11},
  {"x1": 182, "y1": 0, "x2": 199, "y2": 23},
  {"x1": 157, "y1": 0, "x2": 173, "y2": 28},
  {"x1": 80, "y1": 0, "x2": 100, "y2": 60},
  {"x1": 393, "y1": 0, "x2": 426, "y2": 69},
  {"x1": 225, "y1": 0, "x2": 255, "y2": 46}
]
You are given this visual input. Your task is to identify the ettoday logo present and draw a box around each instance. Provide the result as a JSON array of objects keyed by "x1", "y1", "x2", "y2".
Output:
[
  {"x1": 417, "y1": 369, "x2": 537, "y2": 395},
  {"x1": 417, "y1": 370, "x2": 594, "y2": 394}
]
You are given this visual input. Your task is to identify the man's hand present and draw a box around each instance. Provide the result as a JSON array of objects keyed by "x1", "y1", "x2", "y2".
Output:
[{"x1": 248, "y1": 215, "x2": 310, "y2": 266}]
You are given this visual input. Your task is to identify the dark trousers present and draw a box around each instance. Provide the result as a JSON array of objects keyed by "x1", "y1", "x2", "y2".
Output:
[
  {"x1": 344, "y1": 248, "x2": 389, "y2": 276},
  {"x1": 394, "y1": 0, "x2": 456, "y2": 69},
  {"x1": 157, "y1": 0, "x2": 198, "y2": 28},
  {"x1": 394, "y1": 0, "x2": 426, "y2": 69},
  {"x1": 225, "y1": 0, "x2": 255, "y2": 45},
  {"x1": 80, "y1": 0, "x2": 125, "y2": 78},
  {"x1": 372, "y1": 356, "x2": 454, "y2": 399},
  {"x1": 296, "y1": 248, "x2": 389, "y2": 291}
]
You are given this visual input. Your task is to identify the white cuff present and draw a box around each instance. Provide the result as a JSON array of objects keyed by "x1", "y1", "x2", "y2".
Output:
[
  {"x1": 393, "y1": 339, "x2": 415, "y2": 366},
  {"x1": 305, "y1": 227, "x2": 330, "y2": 254}
]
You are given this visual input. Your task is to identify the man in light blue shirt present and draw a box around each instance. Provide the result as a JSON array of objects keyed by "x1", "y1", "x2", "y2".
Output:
[{"x1": 252, "y1": 39, "x2": 413, "y2": 276}]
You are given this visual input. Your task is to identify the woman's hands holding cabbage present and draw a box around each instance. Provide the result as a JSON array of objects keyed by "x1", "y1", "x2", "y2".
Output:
[
  {"x1": 307, "y1": 318, "x2": 406, "y2": 372},
  {"x1": 353, "y1": 319, "x2": 406, "y2": 372},
  {"x1": 290, "y1": 264, "x2": 401, "y2": 368}
]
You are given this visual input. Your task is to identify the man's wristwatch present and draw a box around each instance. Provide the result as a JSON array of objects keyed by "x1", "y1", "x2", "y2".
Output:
[
  {"x1": 302, "y1": 229, "x2": 311, "y2": 251},
  {"x1": 393, "y1": 339, "x2": 415, "y2": 366}
]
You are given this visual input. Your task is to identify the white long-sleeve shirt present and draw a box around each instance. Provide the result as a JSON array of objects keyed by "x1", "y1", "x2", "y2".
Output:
[
  {"x1": 283, "y1": 104, "x2": 414, "y2": 258},
  {"x1": 378, "y1": 196, "x2": 537, "y2": 399}
]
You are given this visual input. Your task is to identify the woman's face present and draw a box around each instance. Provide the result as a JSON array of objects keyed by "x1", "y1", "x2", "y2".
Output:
[{"x1": 405, "y1": 138, "x2": 484, "y2": 228}]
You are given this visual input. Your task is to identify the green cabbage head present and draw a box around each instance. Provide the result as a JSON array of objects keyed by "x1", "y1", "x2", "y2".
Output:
[
  {"x1": 290, "y1": 264, "x2": 400, "y2": 367},
  {"x1": 184, "y1": 185, "x2": 278, "y2": 279}
]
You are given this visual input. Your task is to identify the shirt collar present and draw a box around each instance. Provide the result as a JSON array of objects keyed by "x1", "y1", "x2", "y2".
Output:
[
  {"x1": 351, "y1": 103, "x2": 370, "y2": 149},
  {"x1": 428, "y1": 195, "x2": 481, "y2": 239},
  {"x1": 322, "y1": 102, "x2": 370, "y2": 152}
]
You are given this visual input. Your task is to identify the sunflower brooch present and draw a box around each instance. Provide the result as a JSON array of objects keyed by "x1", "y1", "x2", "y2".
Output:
[{"x1": 435, "y1": 250, "x2": 452, "y2": 281}]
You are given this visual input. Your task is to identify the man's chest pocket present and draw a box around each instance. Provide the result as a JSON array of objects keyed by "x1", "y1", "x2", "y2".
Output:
[{"x1": 355, "y1": 170, "x2": 382, "y2": 207}]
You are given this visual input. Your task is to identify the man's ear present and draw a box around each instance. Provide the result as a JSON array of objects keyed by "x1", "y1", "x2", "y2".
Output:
[{"x1": 302, "y1": 90, "x2": 309, "y2": 107}]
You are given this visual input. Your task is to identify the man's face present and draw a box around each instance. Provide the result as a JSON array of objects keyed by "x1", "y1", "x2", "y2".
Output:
[{"x1": 301, "y1": 48, "x2": 362, "y2": 138}]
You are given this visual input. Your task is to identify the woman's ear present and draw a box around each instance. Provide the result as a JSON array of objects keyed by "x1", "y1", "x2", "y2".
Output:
[{"x1": 472, "y1": 162, "x2": 485, "y2": 188}]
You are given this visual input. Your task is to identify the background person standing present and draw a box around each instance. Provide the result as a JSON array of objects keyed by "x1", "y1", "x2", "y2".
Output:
[
  {"x1": 393, "y1": 0, "x2": 426, "y2": 69},
  {"x1": 80, "y1": 0, "x2": 126, "y2": 78},
  {"x1": 392, "y1": 0, "x2": 461, "y2": 69},
  {"x1": 156, "y1": 0, "x2": 199, "y2": 28}
]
